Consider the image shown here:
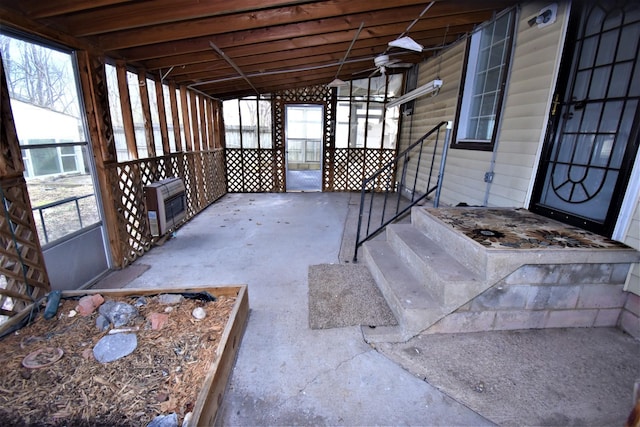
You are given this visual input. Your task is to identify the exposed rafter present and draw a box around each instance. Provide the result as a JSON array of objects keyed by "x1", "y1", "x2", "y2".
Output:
[{"x1": 0, "y1": 0, "x2": 519, "y2": 99}]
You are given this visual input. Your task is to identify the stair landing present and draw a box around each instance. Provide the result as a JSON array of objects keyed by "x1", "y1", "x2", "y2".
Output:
[{"x1": 362, "y1": 206, "x2": 640, "y2": 342}]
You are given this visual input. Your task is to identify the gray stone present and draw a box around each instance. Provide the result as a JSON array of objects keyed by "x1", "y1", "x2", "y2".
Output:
[
  {"x1": 158, "y1": 294, "x2": 184, "y2": 305},
  {"x1": 471, "y1": 285, "x2": 528, "y2": 311},
  {"x1": 147, "y1": 412, "x2": 178, "y2": 427},
  {"x1": 93, "y1": 333, "x2": 137, "y2": 363},
  {"x1": 95, "y1": 314, "x2": 110, "y2": 331},
  {"x1": 526, "y1": 285, "x2": 580, "y2": 310},
  {"x1": 135, "y1": 296, "x2": 148, "y2": 307},
  {"x1": 99, "y1": 301, "x2": 138, "y2": 327}
]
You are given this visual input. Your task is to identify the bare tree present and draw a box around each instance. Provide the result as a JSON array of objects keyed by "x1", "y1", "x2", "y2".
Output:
[{"x1": 0, "y1": 35, "x2": 76, "y2": 115}]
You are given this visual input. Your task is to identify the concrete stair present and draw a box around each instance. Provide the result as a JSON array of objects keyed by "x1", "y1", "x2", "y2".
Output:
[
  {"x1": 363, "y1": 221, "x2": 489, "y2": 341},
  {"x1": 360, "y1": 206, "x2": 640, "y2": 342}
]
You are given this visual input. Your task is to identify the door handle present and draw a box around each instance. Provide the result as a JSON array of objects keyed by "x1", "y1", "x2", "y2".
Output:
[{"x1": 574, "y1": 99, "x2": 588, "y2": 110}]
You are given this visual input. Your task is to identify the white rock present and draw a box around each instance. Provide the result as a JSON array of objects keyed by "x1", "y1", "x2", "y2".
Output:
[{"x1": 192, "y1": 307, "x2": 206, "y2": 320}]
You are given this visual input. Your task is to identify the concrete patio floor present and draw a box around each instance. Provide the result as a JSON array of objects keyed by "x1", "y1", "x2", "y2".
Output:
[{"x1": 116, "y1": 192, "x2": 640, "y2": 426}]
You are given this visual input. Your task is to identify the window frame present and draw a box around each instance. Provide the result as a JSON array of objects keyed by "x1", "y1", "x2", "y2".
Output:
[{"x1": 451, "y1": 7, "x2": 518, "y2": 151}]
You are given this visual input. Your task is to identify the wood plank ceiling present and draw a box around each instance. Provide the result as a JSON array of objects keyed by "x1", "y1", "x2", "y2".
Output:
[{"x1": 0, "y1": 0, "x2": 519, "y2": 99}]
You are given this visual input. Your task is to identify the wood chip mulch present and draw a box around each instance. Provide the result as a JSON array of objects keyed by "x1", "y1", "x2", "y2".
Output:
[{"x1": 0, "y1": 292, "x2": 236, "y2": 426}]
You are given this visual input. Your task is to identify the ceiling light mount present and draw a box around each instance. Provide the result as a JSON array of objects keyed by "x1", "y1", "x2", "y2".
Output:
[{"x1": 388, "y1": 36, "x2": 424, "y2": 52}]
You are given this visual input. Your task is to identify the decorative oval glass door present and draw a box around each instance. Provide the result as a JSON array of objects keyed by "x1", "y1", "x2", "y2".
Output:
[{"x1": 532, "y1": 0, "x2": 640, "y2": 236}]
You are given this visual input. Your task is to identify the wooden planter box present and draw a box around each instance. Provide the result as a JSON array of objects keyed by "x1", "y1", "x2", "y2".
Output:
[{"x1": 0, "y1": 285, "x2": 249, "y2": 426}]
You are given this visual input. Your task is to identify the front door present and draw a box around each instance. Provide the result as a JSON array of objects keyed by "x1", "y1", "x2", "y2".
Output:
[{"x1": 531, "y1": 0, "x2": 640, "y2": 236}]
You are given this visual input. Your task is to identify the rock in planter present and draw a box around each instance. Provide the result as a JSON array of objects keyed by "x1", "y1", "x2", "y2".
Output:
[
  {"x1": 93, "y1": 333, "x2": 137, "y2": 363},
  {"x1": 147, "y1": 412, "x2": 178, "y2": 427},
  {"x1": 99, "y1": 301, "x2": 138, "y2": 327},
  {"x1": 95, "y1": 314, "x2": 110, "y2": 331},
  {"x1": 158, "y1": 294, "x2": 184, "y2": 305},
  {"x1": 148, "y1": 312, "x2": 169, "y2": 330},
  {"x1": 76, "y1": 294, "x2": 105, "y2": 316}
]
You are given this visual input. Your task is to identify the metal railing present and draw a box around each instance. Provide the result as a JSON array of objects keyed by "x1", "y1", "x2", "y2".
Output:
[
  {"x1": 353, "y1": 121, "x2": 452, "y2": 262},
  {"x1": 33, "y1": 194, "x2": 95, "y2": 244}
]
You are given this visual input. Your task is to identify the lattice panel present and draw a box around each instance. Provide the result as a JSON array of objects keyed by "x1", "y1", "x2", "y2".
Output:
[
  {"x1": 193, "y1": 151, "x2": 227, "y2": 210},
  {"x1": 225, "y1": 149, "x2": 284, "y2": 192},
  {"x1": 0, "y1": 178, "x2": 50, "y2": 317},
  {"x1": 323, "y1": 89, "x2": 336, "y2": 191},
  {"x1": 276, "y1": 85, "x2": 332, "y2": 103},
  {"x1": 226, "y1": 86, "x2": 411, "y2": 193},
  {"x1": 225, "y1": 150, "x2": 244, "y2": 193},
  {"x1": 106, "y1": 151, "x2": 226, "y2": 266},
  {"x1": 90, "y1": 56, "x2": 118, "y2": 163},
  {"x1": 330, "y1": 148, "x2": 397, "y2": 192}
]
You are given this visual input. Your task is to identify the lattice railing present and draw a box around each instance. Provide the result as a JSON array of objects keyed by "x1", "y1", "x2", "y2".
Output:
[
  {"x1": 0, "y1": 177, "x2": 50, "y2": 318},
  {"x1": 225, "y1": 149, "x2": 282, "y2": 192},
  {"x1": 330, "y1": 148, "x2": 396, "y2": 191},
  {"x1": 105, "y1": 150, "x2": 226, "y2": 267}
]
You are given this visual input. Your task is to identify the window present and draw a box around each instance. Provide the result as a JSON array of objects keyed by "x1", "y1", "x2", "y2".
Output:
[
  {"x1": 453, "y1": 8, "x2": 517, "y2": 150},
  {"x1": 223, "y1": 96, "x2": 272, "y2": 149},
  {"x1": 335, "y1": 74, "x2": 402, "y2": 149},
  {"x1": 0, "y1": 32, "x2": 101, "y2": 246}
]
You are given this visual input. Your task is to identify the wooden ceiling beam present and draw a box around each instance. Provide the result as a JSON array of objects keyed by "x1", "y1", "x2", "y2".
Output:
[
  {"x1": 10, "y1": 0, "x2": 134, "y2": 19},
  {"x1": 119, "y1": 9, "x2": 487, "y2": 63},
  {"x1": 56, "y1": 0, "x2": 317, "y2": 35},
  {"x1": 192, "y1": 61, "x2": 389, "y2": 96},
  {"x1": 171, "y1": 47, "x2": 427, "y2": 84},
  {"x1": 164, "y1": 36, "x2": 436, "y2": 78},
  {"x1": 98, "y1": 2, "x2": 431, "y2": 51},
  {"x1": 144, "y1": 25, "x2": 469, "y2": 71}
]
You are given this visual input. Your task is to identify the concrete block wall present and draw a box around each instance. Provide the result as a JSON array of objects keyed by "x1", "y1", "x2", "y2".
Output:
[
  {"x1": 619, "y1": 293, "x2": 640, "y2": 339},
  {"x1": 426, "y1": 263, "x2": 635, "y2": 335}
]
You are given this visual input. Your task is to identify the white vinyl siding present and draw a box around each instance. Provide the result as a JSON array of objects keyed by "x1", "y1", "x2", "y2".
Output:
[
  {"x1": 402, "y1": 1, "x2": 569, "y2": 207},
  {"x1": 488, "y1": 1, "x2": 569, "y2": 207},
  {"x1": 399, "y1": 42, "x2": 494, "y2": 207},
  {"x1": 623, "y1": 198, "x2": 640, "y2": 295}
]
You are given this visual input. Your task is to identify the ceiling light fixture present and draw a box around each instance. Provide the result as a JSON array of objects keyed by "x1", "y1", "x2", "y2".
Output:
[
  {"x1": 385, "y1": 1, "x2": 435, "y2": 54},
  {"x1": 328, "y1": 78, "x2": 347, "y2": 87},
  {"x1": 388, "y1": 36, "x2": 424, "y2": 52},
  {"x1": 385, "y1": 79, "x2": 443, "y2": 109}
]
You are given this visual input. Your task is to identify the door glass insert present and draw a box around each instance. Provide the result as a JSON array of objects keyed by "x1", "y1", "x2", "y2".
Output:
[
  {"x1": 532, "y1": 0, "x2": 640, "y2": 235},
  {"x1": 285, "y1": 104, "x2": 323, "y2": 191}
]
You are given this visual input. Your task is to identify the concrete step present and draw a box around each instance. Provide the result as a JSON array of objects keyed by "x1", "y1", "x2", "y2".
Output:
[
  {"x1": 410, "y1": 207, "x2": 488, "y2": 279},
  {"x1": 385, "y1": 224, "x2": 484, "y2": 305},
  {"x1": 363, "y1": 240, "x2": 446, "y2": 339}
]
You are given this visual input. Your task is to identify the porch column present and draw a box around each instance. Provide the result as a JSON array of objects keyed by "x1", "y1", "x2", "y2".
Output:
[
  {"x1": 0, "y1": 56, "x2": 51, "y2": 317},
  {"x1": 76, "y1": 52, "x2": 124, "y2": 268}
]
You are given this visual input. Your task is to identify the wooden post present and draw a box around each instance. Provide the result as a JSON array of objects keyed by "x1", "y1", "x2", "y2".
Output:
[
  {"x1": 137, "y1": 68, "x2": 156, "y2": 158},
  {"x1": 168, "y1": 81, "x2": 182, "y2": 152},
  {"x1": 116, "y1": 62, "x2": 138, "y2": 160},
  {"x1": 76, "y1": 52, "x2": 124, "y2": 268},
  {"x1": 179, "y1": 85, "x2": 192, "y2": 151},
  {"x1": 154, "y1": 76, "x2": 170, "y2": 155},
  {"x1": 213, "y1": 100, "x2": 226, "y2": 149},
  {"x1": 190, "y1": 91, "x2": 200, "y2": 151},
  {"x1": 206, "y1": 98, "x2": 215, "y2": 149},
  {"x1": 199, "y1": 95, "x2": 208, "y2": 150}
]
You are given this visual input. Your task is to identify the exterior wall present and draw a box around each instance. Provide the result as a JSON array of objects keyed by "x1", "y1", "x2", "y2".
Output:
[
  {"x1": 488, "y1": 1, "x2": 569, "y2": 207},
  {"x1": 426, "y1": 263, "x2": 634, "y2": 335},
  {"x1": 623, "y1": 199, "x2": 640, "y2": 295},
  {"x1": 403, "y1": 1, "x2": 569, "y2": 207}
]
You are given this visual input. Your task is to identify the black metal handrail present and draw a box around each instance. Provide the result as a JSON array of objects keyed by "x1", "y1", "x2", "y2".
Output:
[{"x1": 353, "y1": 120, "x2": 451, "y2": 262}]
